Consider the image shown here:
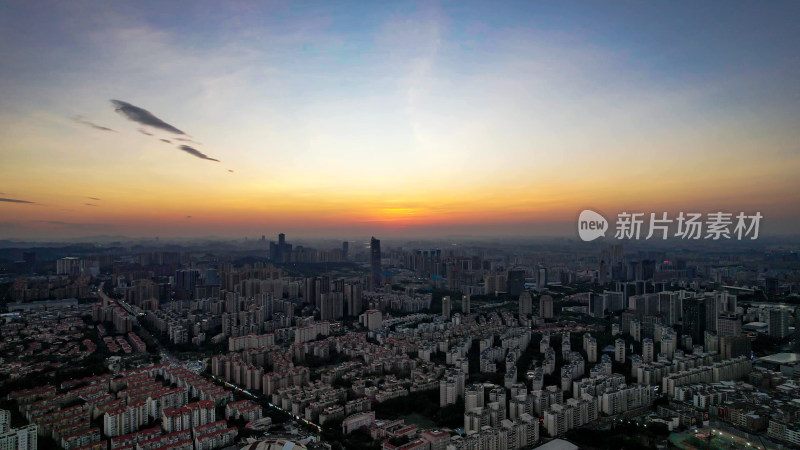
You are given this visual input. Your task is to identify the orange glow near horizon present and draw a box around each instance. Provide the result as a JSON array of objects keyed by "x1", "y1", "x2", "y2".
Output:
[{"x1": 1, "y1": 2, "x2": 799, "y2": 239}]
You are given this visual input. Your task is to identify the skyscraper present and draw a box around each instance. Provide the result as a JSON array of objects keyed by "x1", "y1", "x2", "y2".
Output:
[
  {"x1": 519, "y1": 291, "x2": 533, "y2": 317},
  {"x1": 269, "y1": 233, "x2": 292, "y2": 262},
  {"x1": 630, "y1": 319, "x2": 641, "y2": 342},
  {"x1": 682, "y1": 297, "x2": 707, "y2": 344},
  {"x1": 589, "y1": 294, "x2": 606, "y2": 318},
  {"x1": 342, "y1": 241, "x2": 349, "y2": 260},
  {"x1": 769, "y1": 309, "x2": 790, "y2": 339},
  {"x1": 320, "y1": 293, "x2": 343, "y2": 321},
  {"x1": 462, "y1": 294, "x2": 471, "y2": 315},
  {"x1": 717, "y1": 313, "x2": 741, "y2": 338},
  {"x1": 537, "y1": 267, "x2": 548, "y2": 290},
  {"x1": 345, "y1": 282, "x2": 363, "y2": 316},
  {"x1": 720, "y1": 335, "x2": 751, "y2": 359},
  {"x1": 442, "y1": 296, "x2": 451, "y2": 319},
  {"x1": 507, "y1": 269, "x2": 526, "y2": 296},
  {"x1": 540, "y1": 295, "x2": 554, "y2": 319},
  {"x1": 175, "y1": 269, "x2": 200, "y2": 300},
  {"x1": 716, "y1": 291, "x2": 737, "y2": 314},
  {"x1": 661, "y1": 333, "x2": 676, "y2": 359},
  {"x1": 704, "y1": 293, "x2": 719, "y2": 333},
  {"x1": 642, "y1": 338, "x2": 654, "y2": 363},
  {"x1": 370, "y1": 237, "x2": 381, "y2": 287},
  {"x1": 56, "y1": 256, "x2": 83, "y2": 275},
  {"x1": 615, "y1": 338, "x2": 626, "y2": 363},
  {"x1": 586, "y1": 335, "x2": 597, "y2": 363}
]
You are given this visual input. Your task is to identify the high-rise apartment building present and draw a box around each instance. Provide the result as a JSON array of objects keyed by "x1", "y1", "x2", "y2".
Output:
[
  {"x1": 370, "y1": 237, "x2": 381, "y2": 287},
  {"x1": 642, "y1": 338, "x2": 654, "y2": 363},
  {"x1": 769, "y1": 309, "x2": 790, "y2": 339},
  {"x1": 682, "y1": 298, "x2": 707, "y2": 344},
  {"x1": 442, "y1": 296, "x2": 451, "y2": 320},
  {"x1": 615, "y1": 339, "x2": 626, "y2": 363},
  {"x1": 519, "y1": 291, "x2": 533, "y2": 316},
  {"x1": 717, "y1": 313, "x2": 741, "y2": 338},
  {"x1": 540, "y1": 295, "x2": 554, "y2": 319}
]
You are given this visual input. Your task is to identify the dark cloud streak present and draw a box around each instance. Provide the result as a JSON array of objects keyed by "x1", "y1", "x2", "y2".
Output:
[
  {"x1": 0, "y1": 197, "x2": 36, "y2": 204},
  {"x1": 111, "y1": 100, "x2": 186, "y2": 135},
  {"x1": 138, "y1": 128, "x2": 153, "y2": 136},
  {"x1": 160, "y1": 139, "x2": 171, "y2": 143},
  {"x1": 87, "y1": 197, "x2": 101, "y2": 200},
  {"x1": 177, "y1": 145, "x2": 219, "y2": 162},
  {"x1": 175, "y1": 137, "x2": 200, "y2": 144},
  {"x1": 72, "y1": 116, "x2": 116, "y2": 132}
]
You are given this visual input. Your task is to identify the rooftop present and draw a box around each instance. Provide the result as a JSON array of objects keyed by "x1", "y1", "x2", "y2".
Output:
[
  {"x1": 534, "y1": 439, "x2": 580, "y2": 450},
  {"x1": 758, "y1": 353, "x2": 800, "y2": 364}
]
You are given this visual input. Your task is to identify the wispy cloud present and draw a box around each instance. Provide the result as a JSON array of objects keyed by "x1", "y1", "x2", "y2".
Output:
[
  {"x1": 160, "y1": 139, "x2": 171, "y2": 143},
  {"x1": 87, "y1": 197, "x2": 101, "y2": 200},
  {"x1": 85, "y1": 203, "x2": 98, "y2": 207},
  {"x1": 0, "y1": 197, "x2": 36, "y2": 204},
  {"x1": 177, "y1": 145, "x2": 219, "y2": 162},
  {"x1": 72, "y1": 115, "x2": 117, "y2": 132},
  {"x1": 186, "y1": 215, "x2": 192, "y2": 219},
  {"x1": 375, "y1": 5, "x2": 443, "y2": 147},
  {"x1": 138, "y1": 128, "x2": 153, "y2": 136},
  {"x1": 111, "y1": 99, "x2": 186, "y2": 134},
  {"x1": 228, "y1": 169, "x2": 234, "y2": 173},
  {"x1": 175, "y1": 137, "x2": 200, "y2": 144}
]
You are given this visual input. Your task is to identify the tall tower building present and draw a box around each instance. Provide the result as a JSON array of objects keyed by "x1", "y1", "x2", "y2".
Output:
[
  {"x1": 537, "y1": 267, "x2": 548, "y2": 290},
  {"x1": 661, "y1": 332, "x2": 676, "y2": 359},
  {"x1": 704, "y1": 293, "x2": 719, "y2": 333},
  {"x1": 589, "y1": 294, "x2": 606, "y2": 318},
  {"x1": 630, "y1": 319, "x2": 641, "y2": 342},
  {"x1": 704, "y1": 331, "x2": 719, "y2": 354},
  {"x1": 539, "y1": 295, "x2": 554, "y2": 319},
  {"x1": 442, "y1": 296, "x2": 451, "y2": 320},
  {"x1": 769, "y1": 309, "x2": 790, "y2": 339},
  {"x1": 615, "y1": 338, "x2": 626, "y2": 363},
  {"x1": 682, "y1": 297, "x2": 707, "y2": 344},
  {"x1": 717, "y1": 313, "x2": 741, "y2": 338},
  {"x1": 586, "y1": 335, "x2": 597, "y2": 363},
  {"x1": 519, "y1": 291, "x2": 533, "y2": 317},
  {"x1": 642, "y1": 338, "x2": 654, "y2": 363},
  {"x1": 462, "y1": 294, "x2": 471, "y2": 315},
  {"x1": 342, "y1": 241, "x2": 349, "y2": 260},
  {"x1": 345, "y1": 282, "x2": 363, "y2": 316},
  {"x1": 507, "y1": 269, "x2": 526, "y2": 296},
  {"x1": 320, "y1": 293, "x2": 343, "y2": 321},
  {"x1": 370, "y1": 237, "x2": 382, "y2": 287},
  {"x1": 716, "y1": 291, "x2": 737, "y2": 314},
  {"x1": 269, "y1": 233, "x2": 293, "y2": 262}
]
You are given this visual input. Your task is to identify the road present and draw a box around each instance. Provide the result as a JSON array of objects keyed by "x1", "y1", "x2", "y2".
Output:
[
  {"x1": 96, "y1": 283, "x2": 179, "y2": 364},
  {"x1": 95, "y1": 283, "x2": 320, "y2": 435}
]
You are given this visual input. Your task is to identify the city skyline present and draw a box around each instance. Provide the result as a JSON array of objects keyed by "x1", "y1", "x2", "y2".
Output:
[{"x1": 1, "y1": 1, "x2": 799, "y2": 239}]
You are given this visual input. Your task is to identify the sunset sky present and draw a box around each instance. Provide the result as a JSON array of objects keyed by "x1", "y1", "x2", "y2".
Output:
[{"x1": 1, "y1": 1, "x2": 798, "y2": 239}]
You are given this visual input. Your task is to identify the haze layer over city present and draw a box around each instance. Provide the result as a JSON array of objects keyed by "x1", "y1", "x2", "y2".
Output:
[{"x1": 1, "y1": 2, "x2": 799, "y2": 450}]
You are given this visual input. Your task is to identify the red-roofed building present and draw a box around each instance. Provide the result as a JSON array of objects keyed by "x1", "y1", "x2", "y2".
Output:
[
  {"x1": 194, "y1": 426, "x2": 237, "y2": 450},
  {"x1": 110, "y1": 426, "x2": 161, "y2": 449}
]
